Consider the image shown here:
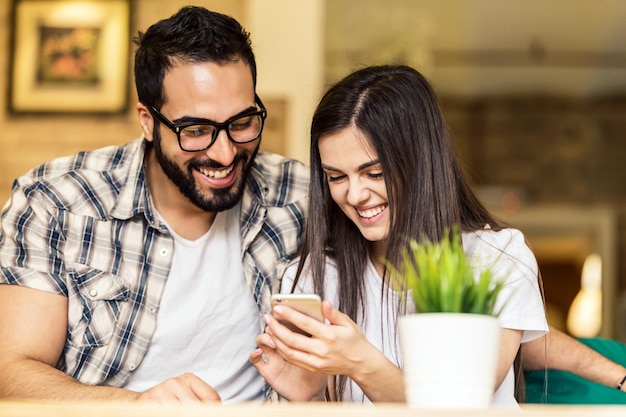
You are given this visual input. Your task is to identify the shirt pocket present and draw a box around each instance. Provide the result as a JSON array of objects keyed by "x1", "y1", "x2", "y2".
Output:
[{"x1": 66, "y1": 263, "x2": 130, "y2": 348}]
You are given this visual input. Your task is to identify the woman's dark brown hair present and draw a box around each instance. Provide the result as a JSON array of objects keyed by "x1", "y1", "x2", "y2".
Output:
[{"x1": 292, "y1": 65, "x2": 510, "y2": 400}]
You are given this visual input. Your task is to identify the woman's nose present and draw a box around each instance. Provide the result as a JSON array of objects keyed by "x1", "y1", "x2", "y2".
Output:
[{"x1": 346, "y1": 177, "x2": 369, "y2": 206}]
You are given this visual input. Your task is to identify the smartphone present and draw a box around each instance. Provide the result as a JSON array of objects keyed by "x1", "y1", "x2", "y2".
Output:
[{"x1": 270, "y1": 293, "x2": 323, "y2": 336}]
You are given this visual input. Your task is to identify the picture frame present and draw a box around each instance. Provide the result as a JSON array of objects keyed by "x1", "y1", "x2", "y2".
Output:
[{"x1": 8, "y1": 0, "x2": 131, "y2": 114}]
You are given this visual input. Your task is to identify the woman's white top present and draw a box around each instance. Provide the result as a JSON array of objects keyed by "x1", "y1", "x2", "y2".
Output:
[{"x1": 280, "y1": 227, "x2": 548, "y2": 406}]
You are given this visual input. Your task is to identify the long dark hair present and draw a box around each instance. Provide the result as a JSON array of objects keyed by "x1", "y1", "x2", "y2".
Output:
[
  {"x1": 133, "y1": 6, "x2": 256, "y2": 109},
  {"x1": 294, "y1": 64, "x2": 503, "y2": 400}
]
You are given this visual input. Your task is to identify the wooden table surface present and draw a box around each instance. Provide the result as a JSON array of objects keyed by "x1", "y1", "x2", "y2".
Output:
[{"x1": 1, "y1": 401, "x2": 626, "y2": 417}]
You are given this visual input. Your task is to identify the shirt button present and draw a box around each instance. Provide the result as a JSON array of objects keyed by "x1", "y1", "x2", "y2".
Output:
[
  {"x1": 89, "y1": 289, "x2": 98, "y2": 297},
  {"x1": 149, "y1": 306, "x2": 157, "y2": 314},
  {"x1": 129, "y1": 364, "x2": 136, "y2": 371},
  {"x1": 160, "y1": 248, "x2": 169, "y2": 256}
]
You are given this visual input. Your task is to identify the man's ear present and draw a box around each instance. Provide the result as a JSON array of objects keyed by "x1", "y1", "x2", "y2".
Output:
[{"x1": 137, "y1": 102, "x2": 154, "y2": 142}]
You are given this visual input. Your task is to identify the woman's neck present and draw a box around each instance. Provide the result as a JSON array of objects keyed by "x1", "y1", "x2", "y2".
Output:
[{"x1": 368, "y1": 240, "x2": 388, "y2": 278}]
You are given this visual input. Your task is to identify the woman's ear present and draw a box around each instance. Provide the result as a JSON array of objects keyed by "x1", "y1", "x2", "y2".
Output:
[{"x1": 137, "y1": 102, "x2": 155, "y2": 143}]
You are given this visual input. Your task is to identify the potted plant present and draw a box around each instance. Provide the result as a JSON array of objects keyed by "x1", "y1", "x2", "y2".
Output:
[{"x1": 386, "y1": 227, "x2": 506, "y2": 409}]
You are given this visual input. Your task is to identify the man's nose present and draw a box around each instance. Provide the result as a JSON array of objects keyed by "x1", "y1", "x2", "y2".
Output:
[{"x1": 204, "y1": 129, "x2": 236, "y2": 166}]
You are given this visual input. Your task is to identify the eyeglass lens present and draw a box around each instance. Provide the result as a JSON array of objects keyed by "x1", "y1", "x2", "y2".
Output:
[{"x1": 179, "y1": 113, "x2": 263, "y2": 151}]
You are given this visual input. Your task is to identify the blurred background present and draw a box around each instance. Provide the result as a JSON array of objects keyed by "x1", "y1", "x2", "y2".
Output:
[{"x1": 1, "y1": 0, "x2": 625, "y2": 341}]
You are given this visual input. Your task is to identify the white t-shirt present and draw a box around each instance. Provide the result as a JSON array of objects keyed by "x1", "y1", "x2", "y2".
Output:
[
  {"x1": 124, "y1": 203, "x2": 265, "y2": 403},
  {"x1": 281, "y1": 227, "x2": 548, "y2": 406}
]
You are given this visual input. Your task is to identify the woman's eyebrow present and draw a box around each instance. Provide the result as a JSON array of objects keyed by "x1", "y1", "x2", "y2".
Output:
[
  {"x1": 321, "y1": 159, "x2": 380, "y2": 172},
  {"x1": 321, "y1": 164, "x2": 341, "y2": 172},
  {"x1": 357, "y1": 160, "x2": 380, "y2": 171}
]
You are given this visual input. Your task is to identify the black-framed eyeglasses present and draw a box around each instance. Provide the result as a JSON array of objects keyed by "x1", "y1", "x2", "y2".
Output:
[{"x1": 148, "y1": 94, "x2": 267, "y2": 152}]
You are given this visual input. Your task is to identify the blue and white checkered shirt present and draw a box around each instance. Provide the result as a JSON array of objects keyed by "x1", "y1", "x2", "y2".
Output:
[{"x1": 0, "y1": 138, "x2": 309, "y2": 388}]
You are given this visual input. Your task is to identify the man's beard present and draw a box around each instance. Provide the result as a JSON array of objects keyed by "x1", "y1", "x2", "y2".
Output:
[{"x1": 152, "y1": 127, "x2": 259, "y2": 212}]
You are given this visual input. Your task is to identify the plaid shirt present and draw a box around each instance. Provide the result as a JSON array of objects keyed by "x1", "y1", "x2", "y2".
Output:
[{"x1": 0, "y1": 138, "x2": 309, "y2": 388}]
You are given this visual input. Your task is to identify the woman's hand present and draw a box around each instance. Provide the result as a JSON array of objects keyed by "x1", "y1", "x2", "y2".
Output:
[
  {"x1": 260, "y1": 300, "x2": 405, "y2": 402},
  {"x1": 250, "y1": 323, "x2": 326, "y2": 401},
  {"x1": 267, "y1": 300, "x2": 373, "y2": 376}
]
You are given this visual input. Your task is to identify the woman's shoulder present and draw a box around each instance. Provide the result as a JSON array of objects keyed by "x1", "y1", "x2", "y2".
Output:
[
  {"x1": 281, "y1": 256, "x2": 339, "y2": 291},
  {"x1": 283, "y1": 255, "x2": 339, "y2": 273},
  {"x1": 462, "y1": 225, "x2": 533, "y2": 261},
  {"x1": 463, "y1": 225, "x2": 538, "y2": 275},
  {"x1": 462, "y1": 225, "x2": 527, "y2": 251}
]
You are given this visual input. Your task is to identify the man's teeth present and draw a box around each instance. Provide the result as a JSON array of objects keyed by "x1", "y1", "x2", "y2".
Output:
[
  {"x1": 358, "y1": 205, "x2": 387, "y2": 219},
  {"x1": 198, "y1": 165, "x2": 234, "y2": 179}
]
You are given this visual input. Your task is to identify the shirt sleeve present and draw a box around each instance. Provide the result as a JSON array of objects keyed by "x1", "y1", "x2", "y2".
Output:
[
  {"x1": 465, "y1": 228, "x2": 549, "y2": 343},
  {"x1": 0, "y1": 180, "x2": 68, "y2": 296}
]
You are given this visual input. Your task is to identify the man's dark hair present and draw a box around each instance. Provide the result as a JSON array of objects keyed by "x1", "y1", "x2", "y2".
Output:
[{"x1": 133, "y1": 6, "x2": 256, "y2": 109}]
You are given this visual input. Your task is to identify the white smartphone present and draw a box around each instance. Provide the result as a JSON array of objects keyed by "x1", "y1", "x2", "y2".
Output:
[{"x1": 270, "y1": 293, "x2": 323, "y2": 336}]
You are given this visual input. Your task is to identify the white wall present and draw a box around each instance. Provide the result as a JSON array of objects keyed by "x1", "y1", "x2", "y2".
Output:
[{"x1": 246, "y1": 0, "x2": 325, "y2": 164}]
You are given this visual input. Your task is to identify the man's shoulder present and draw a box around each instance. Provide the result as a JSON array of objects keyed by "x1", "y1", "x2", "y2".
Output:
[
  {"x1": 252, "y1": 152, "x2": 309, "y2": 178},
  {"x1": 250, "y1": 152, "x2": 310, "y2": 206},
  {"x1": 20, "y1": 139, "x2": 142, "y2": 184},
  {"x1": 13, "y1": 139, "x2": 145, "y2": 216}
]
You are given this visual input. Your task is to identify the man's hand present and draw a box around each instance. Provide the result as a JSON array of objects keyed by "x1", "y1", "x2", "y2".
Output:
[{"x1": 137, "y1": 373, "x2": 221, "y2": 403}]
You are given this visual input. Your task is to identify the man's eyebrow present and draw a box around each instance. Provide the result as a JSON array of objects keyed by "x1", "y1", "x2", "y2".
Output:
[
  {"x1": 322, "y1": 159, "x2": 380, "y2": 172},
  {"x1": 174, "y1": 105, "x2": 257, "y2": 125}
]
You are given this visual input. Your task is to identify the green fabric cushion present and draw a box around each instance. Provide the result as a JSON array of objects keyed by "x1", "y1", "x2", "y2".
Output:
[{"x1": 525, "y1": 337, "x2": 626, "y2": 404}]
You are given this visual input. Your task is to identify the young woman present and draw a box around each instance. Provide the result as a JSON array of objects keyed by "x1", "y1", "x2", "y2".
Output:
[{"x1": 251, "y1": 65, "x2": 548, "y2": 406}]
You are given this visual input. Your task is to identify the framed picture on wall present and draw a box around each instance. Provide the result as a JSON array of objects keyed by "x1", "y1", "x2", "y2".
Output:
[{"x1": 8, "y1": 0, "x2": 131, "y2": 114}]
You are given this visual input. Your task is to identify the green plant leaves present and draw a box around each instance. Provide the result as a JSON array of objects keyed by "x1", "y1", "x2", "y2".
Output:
[{"x1": 387, "y1": 227, "x2": 505, "y2": 315}]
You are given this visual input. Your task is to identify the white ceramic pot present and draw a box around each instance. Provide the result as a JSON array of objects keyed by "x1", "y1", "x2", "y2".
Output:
[{"x1": 399, "y1": 313, "x2": 501, "y2": 409}]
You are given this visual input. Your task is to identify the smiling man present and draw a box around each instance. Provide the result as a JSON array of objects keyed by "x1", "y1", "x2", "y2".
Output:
[{"x1": 0, "y1": 6, "x2": 308, "y2": 403}]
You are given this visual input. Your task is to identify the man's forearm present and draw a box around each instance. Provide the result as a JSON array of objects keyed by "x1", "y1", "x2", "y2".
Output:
[
  {"x1": 0, "y1": 358, "x2": 138, "y2": 401},
  {"x1": 522, "y1": 326, "x2": 626, "y2": 390}
]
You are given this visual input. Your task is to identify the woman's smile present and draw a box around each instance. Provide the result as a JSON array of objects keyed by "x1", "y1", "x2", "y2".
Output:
[{"x1": 357, "y1": 204, "x2": 388, "y2": 221}]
